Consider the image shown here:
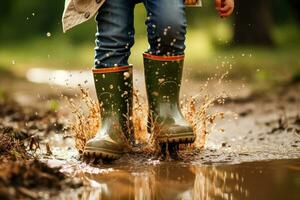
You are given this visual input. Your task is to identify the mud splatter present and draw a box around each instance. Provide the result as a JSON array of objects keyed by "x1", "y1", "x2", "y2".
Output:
[{"x1": 68, "y1": 75, "x2": 230, "y2": 156}]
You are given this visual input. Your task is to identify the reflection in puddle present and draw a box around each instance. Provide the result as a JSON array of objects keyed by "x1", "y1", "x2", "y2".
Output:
[{"x1": 59, "y1": 159, "x2": 300, "y2": 200}]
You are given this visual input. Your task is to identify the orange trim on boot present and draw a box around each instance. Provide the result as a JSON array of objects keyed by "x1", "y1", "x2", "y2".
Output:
[
  {"x1": 143, "y1": 53, "x2": 184, "y2": 61},
  {"x1": 93, "y1": 64, "x2": 132, "y2": 74}
]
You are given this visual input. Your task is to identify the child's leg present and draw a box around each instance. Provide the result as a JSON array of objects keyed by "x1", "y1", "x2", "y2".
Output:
[
  {"x1": 142, "y1": 0, "x2": 195, "y2": 146},
  {"x1": 143, "y1": 0, "x2": 187, "y2": 56},
  {"x1": 84, "y1": 0, "x2": 136, "y2": 160},
  {"x1": 95, "y1": 0, "x2": 136, "y2": 68}
]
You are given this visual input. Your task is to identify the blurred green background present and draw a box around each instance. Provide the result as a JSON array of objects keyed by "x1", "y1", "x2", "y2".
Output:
[{"x1": 0, "y1": 0, "x2": 299, "y2": 86}]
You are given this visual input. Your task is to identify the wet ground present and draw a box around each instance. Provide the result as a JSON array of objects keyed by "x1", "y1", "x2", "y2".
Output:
[{"x1": 0, "y1": 69, "x2": 300, "y2": 199}]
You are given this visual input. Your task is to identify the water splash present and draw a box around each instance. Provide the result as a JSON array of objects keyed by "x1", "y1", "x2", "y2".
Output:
[
  {"x1": 68, "y1": 73, "x2": 229, "y2": 154},
  {"x1": 68, "y1": 87, "x2": 100, "y2": 153}
]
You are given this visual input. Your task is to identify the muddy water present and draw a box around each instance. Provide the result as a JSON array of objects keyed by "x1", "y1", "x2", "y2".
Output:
[
  {"x1": 23, "y1": 68, "x2": 300, "y2": 199},
  {"x1": 56, "y1": 159, "x2": 300, "y2": 200}
]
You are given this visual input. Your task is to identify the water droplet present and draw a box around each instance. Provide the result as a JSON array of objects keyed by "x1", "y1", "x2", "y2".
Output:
[
  {"x1": 158, "y1": 78, "x2": 165, "y2": 83},
  {"x1": 152, "y1": 91, "x2": 159, "y2": 96},
  {"x1": 32, "y1": 13, "x2": 35, "y2": 16},
  {"x1": 46, "y1": 32, "x2": 51, "y2": 37},
  {"x1": 123, "y1": 72, "x2": 130, "y2": 79}
]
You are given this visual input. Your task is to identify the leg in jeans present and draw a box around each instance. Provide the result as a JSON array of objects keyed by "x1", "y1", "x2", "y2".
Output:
[
  {"x1": 94, "y1": 0, "x2": 136, "y2": 68},
  {"x1": 84, "y1": 0, "x2": 136, "y2": 160},
  {"x1": 143, "y1": 0, "x2": 187, "y2": 56},
  {"x1": 142, "y1": 0, "x2": 195, "y2": 147}
]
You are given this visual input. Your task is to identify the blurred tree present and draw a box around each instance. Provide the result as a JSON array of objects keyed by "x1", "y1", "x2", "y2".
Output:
[
  {"x1": 233, "y1": 0, "x2": 274, "y2": 46},
  {"x1": 288, "y1": 0, "x2": 300, "y2": 23},
  {"x1": 0, "y1": 1, "x2": 14, "y2": 39},
  {"x1": 0, "y1": 0, "x2": 297, "y2": 45},
  {"x1": 0, "y1": 0, "x2": 64, "y2": 42}
]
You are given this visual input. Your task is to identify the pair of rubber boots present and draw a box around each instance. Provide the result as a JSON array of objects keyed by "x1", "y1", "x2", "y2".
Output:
[{"x1": 84, "y1": 53, "x2": 195, "y2": 160}]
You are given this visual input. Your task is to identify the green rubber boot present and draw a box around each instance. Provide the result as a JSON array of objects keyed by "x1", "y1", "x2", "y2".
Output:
[
  {"x1": 143, "y1": 53, "x2": 195, "y2": 144},
  {"x1": 84, "y1": 65, "x2": 134, "y2": 160}
]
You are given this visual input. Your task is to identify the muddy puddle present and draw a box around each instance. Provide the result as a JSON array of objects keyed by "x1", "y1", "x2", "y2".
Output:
[{"x1": 55, "y1": 159, "x2": 300, "y2": 200}]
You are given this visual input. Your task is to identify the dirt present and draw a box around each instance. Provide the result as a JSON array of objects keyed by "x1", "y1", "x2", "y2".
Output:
[
  {"x1": 0, "y1": 159, "x2": 82, "y2": 200},
  {"x1": 0, "y1": 98, "x2": 82, "y2": 199},
  {"x1": 0, "y1": 71, "x2": 300, "y2": 199}
]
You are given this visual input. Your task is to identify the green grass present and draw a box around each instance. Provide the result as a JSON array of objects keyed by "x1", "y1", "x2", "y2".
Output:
[
  {"x1": 0, "y1": 24, "x2": 299, "y2": 90},
  {"x1": 0, "y1": 37, "x2": 94, "y2": 74}
]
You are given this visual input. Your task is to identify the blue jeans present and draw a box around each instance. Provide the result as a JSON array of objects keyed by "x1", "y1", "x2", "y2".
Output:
[{"x1": 94, "y1": 0, "x2": 187, "y2": 68}]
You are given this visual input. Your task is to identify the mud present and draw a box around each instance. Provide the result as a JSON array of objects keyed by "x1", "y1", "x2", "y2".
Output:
[
  {"x1": 0, "y1": 159, "x2": 82, "y2": 200},
  {"x1": 0, "y1": 98, "x2": 82, "y2": 199},
  {"x1": 1, "y1": 71, "x2": 300, "y2": 199}
]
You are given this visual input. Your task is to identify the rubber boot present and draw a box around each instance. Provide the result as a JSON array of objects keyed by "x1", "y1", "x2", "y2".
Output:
[
  {"x1": 143, "y1": 53, "x2": 195, "y2": 144},
  {"x1": 84, "y1": 65, "x2": 134, "y2": 160}
]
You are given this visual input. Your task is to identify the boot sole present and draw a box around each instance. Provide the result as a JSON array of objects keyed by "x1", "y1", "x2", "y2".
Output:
[
  {"x1": 84, "y1": 147, "x2": 123, "y2": 160},
  {"x1": 158, "y1": 132, "x2": 195, "y2": 144}
]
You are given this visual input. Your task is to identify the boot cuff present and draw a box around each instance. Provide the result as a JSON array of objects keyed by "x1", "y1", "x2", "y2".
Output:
[
  {"x1": 143, "y1": 53, "x2": 184, "y2": 61},
  {"x1": 93, "y1": 65, "x2": 132, "y2": 74}
]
